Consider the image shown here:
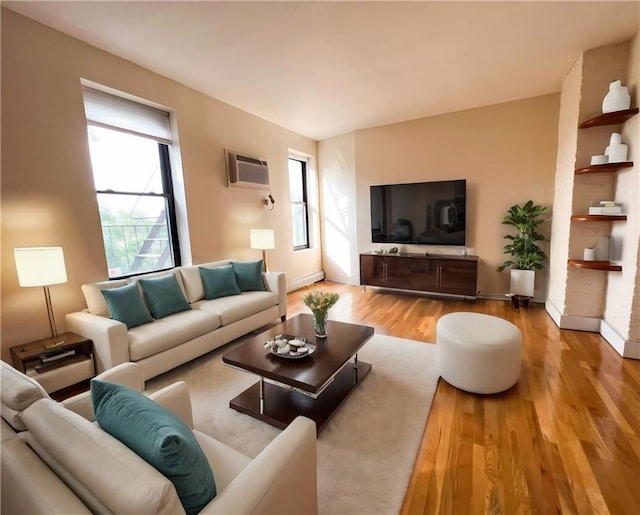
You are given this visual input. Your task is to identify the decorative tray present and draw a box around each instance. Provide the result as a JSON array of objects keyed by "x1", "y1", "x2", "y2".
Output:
[{"x1": 264, "y1": 335, "x2": 315, "y2": 360}]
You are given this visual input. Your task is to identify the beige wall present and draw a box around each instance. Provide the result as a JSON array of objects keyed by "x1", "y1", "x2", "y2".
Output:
[
  {"x1": 606, "y1": 33, "x2": 639, "y2": 342},
  {"x1": 318, "y1": 133, "x2": 359, "y2": 284},
  {"x1": 321, "y1": 95, "x2": 560, "y2": 298},
  {"x1": 547, "y1": 55, "x2": 583, "y2": 315},
  {"x1": 1, "y1": 10, "x2": 321, "y2": 358}
]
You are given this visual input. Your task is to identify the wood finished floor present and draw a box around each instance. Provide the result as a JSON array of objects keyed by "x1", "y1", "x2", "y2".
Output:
[{"x1": 287, "y1": 282, "x2": 640, "y2": 515}]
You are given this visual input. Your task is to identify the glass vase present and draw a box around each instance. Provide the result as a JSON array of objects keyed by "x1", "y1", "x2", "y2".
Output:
[{"x1": 313, "y1": 312, "x2": 328, "y2": 338}]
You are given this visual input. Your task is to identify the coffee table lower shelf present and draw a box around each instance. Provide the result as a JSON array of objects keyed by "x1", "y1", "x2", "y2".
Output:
[{"x1": 229, "y1": 361, "x2": 372, "y2": 434}]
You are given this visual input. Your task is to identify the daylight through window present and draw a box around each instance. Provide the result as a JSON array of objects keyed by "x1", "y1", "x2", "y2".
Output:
[
  {"x1": 83, "y1": 88, "x2": 180, "y2": 278},
  {"x1": 288, "y1": 157, "x2": 310, "y2": 250}
]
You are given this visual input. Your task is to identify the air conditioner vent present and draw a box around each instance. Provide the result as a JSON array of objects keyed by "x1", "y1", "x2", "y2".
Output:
[{"x1": 226, "y1": 150, "x2": 270, "y2": 189}]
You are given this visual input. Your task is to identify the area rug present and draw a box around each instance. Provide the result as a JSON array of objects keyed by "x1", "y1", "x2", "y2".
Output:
[{"x1": 147, "y1": 334, "x2": 439, "y2": 514}]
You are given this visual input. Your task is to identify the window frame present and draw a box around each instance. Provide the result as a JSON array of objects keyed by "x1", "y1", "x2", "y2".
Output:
[
  {"x1": 83, "y1": 88, "x2": 181, "y2": 280},
  {"x1": 288, "y1": 157, "x2": 310, "y2": 251}
]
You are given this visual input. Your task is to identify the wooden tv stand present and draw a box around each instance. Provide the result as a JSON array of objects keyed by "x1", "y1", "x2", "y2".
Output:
[{"x1": 359, "y1": 252, "x2": 478, "y2": 299}]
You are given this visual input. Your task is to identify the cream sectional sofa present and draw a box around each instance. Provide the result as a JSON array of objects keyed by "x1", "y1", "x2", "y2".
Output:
[
  {"x1": 66, "y1": 260, "x2": 287, "y2": 381},
  {"x1": 1, "y1": 361, "x2": 318, "y2": 514}
]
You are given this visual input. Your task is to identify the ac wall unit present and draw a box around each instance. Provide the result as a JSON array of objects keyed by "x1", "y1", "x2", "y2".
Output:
[{"x1": 225, "y1": 150, "x2": 270, "y2": 190}]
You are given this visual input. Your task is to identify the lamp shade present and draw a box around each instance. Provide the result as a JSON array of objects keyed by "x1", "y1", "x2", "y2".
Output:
[
  {"x1": 250, "y1": 230, "x2": 275, "y2": 250},
  {"x1": 14, "y1": 247, "x2": 67, "y2": 287}
]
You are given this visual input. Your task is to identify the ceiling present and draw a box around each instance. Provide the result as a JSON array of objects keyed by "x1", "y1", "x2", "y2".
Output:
[{"x1": 4, "y1": 1, "x2": 640, "y2": 140}]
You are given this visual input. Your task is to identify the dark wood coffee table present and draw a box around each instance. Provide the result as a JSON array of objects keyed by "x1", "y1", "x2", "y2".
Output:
[{"x1": 222, "y1": 314, "x2": 374, "y2": 433}]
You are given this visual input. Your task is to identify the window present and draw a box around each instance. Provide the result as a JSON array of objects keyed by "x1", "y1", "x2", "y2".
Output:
[
  {"x1": 288, "y1": 157, "x2": 310, "y2": 250},
  {"x1": 83, "y1": 88, "x2": 180, "y2": 278}
]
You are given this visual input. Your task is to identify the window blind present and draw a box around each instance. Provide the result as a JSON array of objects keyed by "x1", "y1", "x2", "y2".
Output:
[{"x1": 82, "y1": 88, "x2": 171, "y2": 144}]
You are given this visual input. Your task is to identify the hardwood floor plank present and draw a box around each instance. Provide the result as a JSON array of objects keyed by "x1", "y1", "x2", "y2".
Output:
[{"x1": 287, "y1": 283, "x2": 640, "y2": 514}]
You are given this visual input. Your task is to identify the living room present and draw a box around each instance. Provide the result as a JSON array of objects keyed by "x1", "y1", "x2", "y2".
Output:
[
  {"x1": 5, "y1": 2, "x2": 638, "y2": 349},
  {"x1": 2, "y1": 2, "x2": 640, "y2": 513}
]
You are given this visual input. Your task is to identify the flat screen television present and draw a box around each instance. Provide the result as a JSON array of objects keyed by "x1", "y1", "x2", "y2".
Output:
[{"x1": 370, "y1": 179, "x2": 466, "y2": 246}]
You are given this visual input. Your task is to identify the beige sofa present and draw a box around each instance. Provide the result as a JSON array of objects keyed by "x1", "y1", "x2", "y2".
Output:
[
  {"x1": 1, "y1": 361, "x2": 318, "y2": 514},
  {"x1": 66, "y1": 260, "x2": 287, "y2": 381}
]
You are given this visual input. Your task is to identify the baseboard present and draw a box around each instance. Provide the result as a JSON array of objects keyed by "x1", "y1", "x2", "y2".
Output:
[
  {"x1": 544, "y1": 299, "x2": 562, "y2": 327},
  {"x1": 287, "y1": 271, "x2": 325, "y2": 292},
  {"x1": 544, "y1": 300, "x2": 600, "y2": 331},
  {"x1": 545, "y1": 300, "x2": 640, "y2": 359},
  {"x1": 600, "y1": 319, "x2": 640, "y2": 359}
]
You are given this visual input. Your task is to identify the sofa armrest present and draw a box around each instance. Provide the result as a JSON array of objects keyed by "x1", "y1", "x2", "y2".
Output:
[
  {"x1": 264, "y1": 271, "x2": 287, "y2": 319},
  {"x1": 65, "y1": 311, "x2": 130, "y2": 374},
  {"x1": 147, "y1": 381, "x2": 193, "y2": 428},
  {"x1": 201, "y1": 416, "x2": 317, "y2": 514},
  {"x1": 1, "y1": 437, "x2": 92, "y2": 514},
  {"x1": 63, "y1": 362, "x2": 146, "y2": 421}
]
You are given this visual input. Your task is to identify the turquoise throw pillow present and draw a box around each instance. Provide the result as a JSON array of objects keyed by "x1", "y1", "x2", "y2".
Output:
[
  {"x1": 199, "y1": 265, "x2": 241, "y2": 300},
  {"x1": 101, "y1": 283, "x2": 153, "y2": 329},
  {"x1": 91, "y1": 380, "x2": 216, "y2": 514},
  {"x1": 138, "y1": 274, "x2": 191, "y2": 319},
  {"x1": 232, "y1": 260, "x2": 266, "y2": 291}
]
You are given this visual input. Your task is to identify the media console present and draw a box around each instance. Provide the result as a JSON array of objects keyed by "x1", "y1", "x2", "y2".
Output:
[{"x1": 359, "y1": 252, "x2": 478, "y2": 299}]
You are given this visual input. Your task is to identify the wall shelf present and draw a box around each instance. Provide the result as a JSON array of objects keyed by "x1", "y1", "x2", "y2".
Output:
[
  {"x1": 571, "y1": 214, "x2": 627, "y2": 222},
  {"x1": 578, "y1": 108, "x2": 639, "y2": 128},
  {"x1": 575, "y1": 162, "x2": 634, "y2": 174},
  {"x1": 568, "y1": 260, "x2": 622, "y2": 272}
]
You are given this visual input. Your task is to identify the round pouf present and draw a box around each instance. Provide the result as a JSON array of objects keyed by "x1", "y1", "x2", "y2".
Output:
[{"x1": 436, "y1": 312, "x2": 522, "y2": 394}]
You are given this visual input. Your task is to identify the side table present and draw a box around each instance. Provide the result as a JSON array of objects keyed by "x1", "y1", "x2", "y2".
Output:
[{"x1": 10, "y1": 332, "x2": 95, "y2": 399}]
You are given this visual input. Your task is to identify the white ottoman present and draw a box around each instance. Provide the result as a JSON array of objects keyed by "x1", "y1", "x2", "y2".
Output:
[{"x1": 436, "y1": 312, "x2": 522, "y2": 394}]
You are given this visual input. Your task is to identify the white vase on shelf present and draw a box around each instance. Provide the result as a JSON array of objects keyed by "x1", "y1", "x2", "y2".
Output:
[
  {"x1": 602, "y1": 80, "x2": 631, "y2": 113},
  {"x1": 604, "y1": 133, "x2": 628, "y2": 163}
]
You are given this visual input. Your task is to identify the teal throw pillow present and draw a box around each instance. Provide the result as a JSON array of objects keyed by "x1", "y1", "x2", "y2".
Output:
[
  {"x1": 91, "y1": 380, "x2": 216, "y2": 514},
  {"x1": 101, "y1": 283, "x2": 153, "y2": 329},
  {"x1": 231, "y1": 260, "x2": 266, "y2": 291},
  {"x1": 199, "y1": 265, "x2": 241, "y2": 300},
  {"x1": 138, "y1": 274, "x2": 191, "y2": 319}
]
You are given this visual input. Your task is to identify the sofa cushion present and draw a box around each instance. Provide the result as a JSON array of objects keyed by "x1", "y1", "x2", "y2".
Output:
[
  {"x1": 92, "y1": 381, "x2": 216, "y2": 514},
  {"x1": 0, "y1": 361, "x2": 49, "y2": 431},
  {"x1": 179, "y1": 260, "x2": 232, "y2": 304},
  {"x1": 81, "y1": 279, "x2": 128, "y2": 317},
  {"x1": 128, "y1": 309, "x2": 221, "y2": 361},
  {"x1": 102, "y1": 283, "x2": 154, "y2": 328},
  {"x1": 139, "y1": 274, "x2": 192, "y2": 319},
  {"x1": 193, "y1": 291, "x2": 278, "y2": 326},
  {"x1": 21, "y1": 398, "x2": 183, "y2": 515},
  {"x1": 232, "y1": 260, "x2": 266, "y2": 292},
  {"x1": 200, "y1": 265, "x2": 241, "y2": 300}
]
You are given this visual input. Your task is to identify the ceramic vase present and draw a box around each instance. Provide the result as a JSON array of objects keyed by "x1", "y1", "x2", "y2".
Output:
[
  {"x1": 602, "y1": 80, "x2": 631, "y2": 113},
  {"x1": 595, "y1": 236, "x2": 611, "y2": 262},
  {"x1": 583, "y1": 247, "x2": 597, "y2": 261},
  {"x1": 604, "y1": 133, "x2": 628, "y2": 163}
]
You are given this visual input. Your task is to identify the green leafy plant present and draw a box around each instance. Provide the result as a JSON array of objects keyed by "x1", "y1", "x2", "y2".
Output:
[{"x1": 497, "y1": 200, "x2": 548, "y2": 272}]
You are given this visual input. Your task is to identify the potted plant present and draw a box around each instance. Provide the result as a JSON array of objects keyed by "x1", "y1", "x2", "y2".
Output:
[
  {"x1": 303, "y1": 290, "x2": 340, "y2": 338},
  {"x1": 497, "y1": 200, "x2": 548, "y2": 298}
]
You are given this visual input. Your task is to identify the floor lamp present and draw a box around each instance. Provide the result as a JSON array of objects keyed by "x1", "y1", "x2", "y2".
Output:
[
  {"x1": 14, "y1": 247, "x2": 68, "y2": 349},
  {"x1": 250, "y1": 229, "x2": 275, "y2": 272}
]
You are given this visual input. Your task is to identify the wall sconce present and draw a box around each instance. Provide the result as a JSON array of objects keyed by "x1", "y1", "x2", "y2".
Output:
[
  {"x1": 250, "y1": 229, "x2": 275, "y2": 272},
  {"x1": 14, "y1": 247, "x2": 68, "y2": 349},
  {"x1": 264, "y1": 193, "x2": 275, "y2": 211}
]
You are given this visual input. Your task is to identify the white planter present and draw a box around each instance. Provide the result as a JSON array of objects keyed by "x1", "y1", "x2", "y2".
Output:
[{"x1": 510, "y1": 269, "x2": 535, "y2": 297}]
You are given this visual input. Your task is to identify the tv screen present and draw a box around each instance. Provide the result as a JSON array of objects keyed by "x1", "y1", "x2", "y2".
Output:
[{"x1": 370, "y1": 179, "x2": 466, "y2": 246}]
